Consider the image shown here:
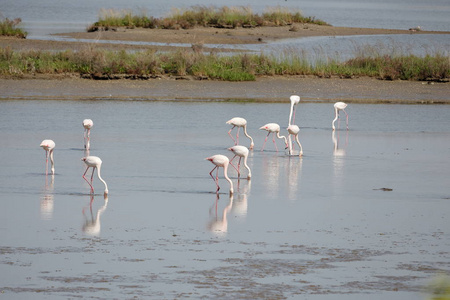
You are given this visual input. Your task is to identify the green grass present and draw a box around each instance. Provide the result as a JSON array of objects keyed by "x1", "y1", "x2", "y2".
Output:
[
  {"x1": 0, "y1": 17, "x2": 27, "y2": 38},
  {"x1": 0, "y1": 46, "x2": 448, "y2": 81},
  {"x1": 87, "y1": 6, "x2": 329, "y2": 31}
]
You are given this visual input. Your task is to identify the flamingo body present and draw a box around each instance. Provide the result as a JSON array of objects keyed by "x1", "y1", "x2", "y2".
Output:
[
  {"x1": 206, "y1": 154, "x2": 234, "y2": 194},
  {"x1": 259, "y1": 123, "x2": 288, "y2": 152},
  {"x1": 226, "y1": 117, "x2": 254, "y2": 150},
  {"x1": 228, "y1": 145, "x2": 251, "y2": 179},
  {"x1": 81, "y1": 156, "x2": 108, "y2": 196},
  {"x1": 332, "y1": 102, "x2": 349, "y2": 131},
  {"x1": 40, "y1": 139, "x2": 55, "y2": 175},
  {"x1": 287, "y1": 125, "x2": 303, "y2": 156},
  {"x1": 83, "y1": 119, "x2": 93, "y2": 150}
]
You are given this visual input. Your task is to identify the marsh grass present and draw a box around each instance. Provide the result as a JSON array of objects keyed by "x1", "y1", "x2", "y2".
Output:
[
  {"x1": 0, "y1": 17, "x2": 27, "y2": 38},
  {"x1": 88, "y1": 6, "x2": 329, "y2": 31},
  {"x1": 0, "y1": 45, "x2": 448, "y2": 81}
]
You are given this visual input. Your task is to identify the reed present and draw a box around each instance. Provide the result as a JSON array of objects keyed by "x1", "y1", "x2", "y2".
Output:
[
  {"x1": 0, "y1": 17, "x2": 27, "y2": 38},
  {"x1": 0, "y1": 46, "x2": 448, "y2": 81},
  {"x1": 88, "y1": 6, "x2": 328, "y2": 31}
]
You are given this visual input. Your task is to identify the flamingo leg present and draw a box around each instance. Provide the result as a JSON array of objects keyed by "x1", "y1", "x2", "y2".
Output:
[
  {"x1": 229, "y1": 155, "x2": 240, "y2": 174},
  {"x1": 82, "y1": 166, "x2": 95, "y2": 193},
  {"x1": 272, "y1": 133, "x2": 279, "y2": 152},
  {"x1": 209, "y1": 166, "x2": 220, "y2": 192},
  {"x1": 261, "y1": 132, "x2": 270, "y2": 151},
  {"x1": 44, "y1": 150, "x2": 49, "y2": 176},
  {"x1": 228, "y1": 126, "x2": 237, "y2": 145},
  {"x1": 343, "y1": 109, "x2": 349, "y2": 130},
  {"x1": 237, "y1": 157, "x2": 242, "y2": 177},
  {"x1": 236, "y1": 127, "x2": 241, "y2": 145}
]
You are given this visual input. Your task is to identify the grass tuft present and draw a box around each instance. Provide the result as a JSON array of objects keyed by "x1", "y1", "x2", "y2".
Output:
[{"x1": 0, "y1": 17, "x2": 27, "y2": 38}]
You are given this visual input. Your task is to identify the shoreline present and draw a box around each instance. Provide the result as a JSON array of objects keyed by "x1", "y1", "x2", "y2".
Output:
[
  {"x1": 1, "y1": 76, "x2": 449, "y2": 104},
  {"x1": 1, "y1": 24, "x2": 449, "y2": 52}
]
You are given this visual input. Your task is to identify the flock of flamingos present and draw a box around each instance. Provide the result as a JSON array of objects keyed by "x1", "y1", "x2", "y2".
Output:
[{"x1": 39, "y1": 96, "x2": 348, "y2": 197}]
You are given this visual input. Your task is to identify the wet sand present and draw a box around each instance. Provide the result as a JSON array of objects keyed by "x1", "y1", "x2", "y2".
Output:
[{"x1": 1, "y1": 76, "x2": 449, "y2": 103}]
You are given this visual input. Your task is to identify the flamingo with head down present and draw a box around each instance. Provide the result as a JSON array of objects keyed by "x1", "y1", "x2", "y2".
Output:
[
  {"x1": 81, "y1": 156, "x2": 108, "y2": 197},
  {"x1": 259, "y1": 123, "x2": 288, "y2": 152},
  {"x1": 287, "y1": 125, "x2": 303, "y2": 157},
  {"x1": 332, "y1": 102, "x2": 349, "y2": 131},
  {"x1": 226, "y1": 117, "x2": 254, "y2": 150},
  {"x1": 40, "y1": 139, "x2": 55, "y2": 175},
  {"x1": 206, "y1": 154, "x2": 234, "y2": 195},
  {"x1": 228, "y1": 145, "x2": 251, "y2": 180},
  {"x1": 83, "y1": 119, "x2": 93, "y2": 150}
]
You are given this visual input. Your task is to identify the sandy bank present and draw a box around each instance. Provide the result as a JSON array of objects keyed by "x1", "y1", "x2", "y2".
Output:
[{"x1": 1, "y1": 76, "x2": 448, "y2": 104}]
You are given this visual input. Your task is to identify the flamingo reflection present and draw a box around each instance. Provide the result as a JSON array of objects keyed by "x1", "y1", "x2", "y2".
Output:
[
  {"x1": 82, "y1": 195, "x2": 108, "y2": 236},
  {"x1": 231, "y1": 179, "x2": 251, "y2": 219},
  {"x1": 207, "y1": 194, "x2": 233, "y2": 236},
  {"x1": 40, "y1": 174, "x2": 54, "y2": 220}
]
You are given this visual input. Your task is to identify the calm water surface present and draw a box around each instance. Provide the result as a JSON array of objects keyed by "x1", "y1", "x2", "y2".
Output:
[{"x1": 1, "y1": 100, "x2": 449, "y2": 299}]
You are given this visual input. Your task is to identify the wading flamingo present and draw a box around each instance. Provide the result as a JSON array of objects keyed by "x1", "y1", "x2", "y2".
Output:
[
  {"x1": 287, "y1": 125, "x2": 303, "y2": 157},
  {"x1": 40, "y1": 139, "x2": 55, "y2": 175},
  {"x1": 259, "y1": 123, "x2": 288, "y2": 152},
  {"x1": 228, "y1": 145, "x2": 251, "y2": 179},
  {"x1": 206, "y1": 154, "x2": 234, "y2": 194},
  {"x1": 332, "y1": 102, "x2": 349, "y2": 131},
  {"x1": 81, "y1": 156, "x2": 108, "y2": 196},
  {"x1": 226, "y1": 117, "x2": 254, "y2": 150},
  {"x1": 83, "y1": 119, "x2": 93, "y2": 150}
]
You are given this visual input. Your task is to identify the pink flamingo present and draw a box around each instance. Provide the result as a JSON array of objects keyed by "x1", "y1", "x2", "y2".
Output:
[
  {"x1": 287, "y1": 125, "x2": 303, "y2": 156},
  {"x1": 40, "y1": 139, "x2": 55, "y2": 175},
  {"x1": 83, "y1": 119, "x2": 93, "y2": 150},
  {"x1": 226, "y1": 117, "x2": 254, "y2": 150},
  {"x1": 332, "y1": 102, "x2": 349, "y2": 131},
  {"x1": 228, "y1": 145, "x2": 251, "y2": 180},
  {"x1": 259, "y1": 123, "x2": 288, "y2": 152},
  {"x1": 205, "y1": 155, "x2": 234, "y2": 194},
  {"x1": 81, "y1": 156, "x2": 108, "y2": 196}
]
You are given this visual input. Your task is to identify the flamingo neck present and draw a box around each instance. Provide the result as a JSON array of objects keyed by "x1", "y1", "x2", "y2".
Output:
[
  {"x1": 243, "y1": 155, "x2": 251, "y2": 179},
  {"x1": 49, "y1": 150, "x2": 55, "y2": 174},
  {"x1": 295, "y1": 135, "x2": 303, "y2": 155},
  {"x1": 289, "y1": 102, "x2": 295, "y2": 126},
  {"x1": 96, "y1": 165, "x2": 109, "y2": 195},
  {"x1": 243, "y1": 125, "x2": 254, "y2": 148},
  {"x1": 332, "y1": 108, "x2": 339, "y2": 130},
  {"x1": 223, "y1": 163, "x2": 234, "y2": 194},
  {"x1": 276, "y1": 132, "x2": 288, "y2": 144}
]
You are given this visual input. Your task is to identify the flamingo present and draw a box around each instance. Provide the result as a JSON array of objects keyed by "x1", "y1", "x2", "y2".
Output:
[
  {"x1": 40, "y1": 139, "x2": 55, "y2": 175},
  {"x1": 228, "y1": 145, "x2": 252, "y2": 179},
  {"x1": 226, "y1": 117, "x2": 254, "y2": 150},
  {"x1": 83, "y1": 119, "x2": 93, "y2": 150},
  {"x1": 205, "y1": 154, "x2": 234, "y2": 194},
  {"x1": 259, "y1": 123, "x2": 288, "y2": 152},
  {"x1": 81, "y1": 156, "x2": 108, "y2": 196},
  {"x1": 332, "y1": 102, "x2": 349, "y2": 131},
  {"x1": 288, "y1": 95, "x2": 300, "y2": 126},
  {"x1": 287, "y1": 125, "x2": 303, "y2": 156}
]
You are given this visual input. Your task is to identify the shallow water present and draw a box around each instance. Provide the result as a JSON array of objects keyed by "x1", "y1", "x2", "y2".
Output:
[{"x1": 1, "y1": 99, "x2": 449, "y2": 299}]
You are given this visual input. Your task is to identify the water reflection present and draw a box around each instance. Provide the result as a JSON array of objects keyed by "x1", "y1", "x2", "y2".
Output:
[
  {"x1": 286, "y1": 156, "x2": 303, "y2": 202},
  {"x1": 231, "y1": 179, "x2": 252, "y2": 219},
  {"x1": 40, "y1": 174, "x2": 54, "y2": 220},
  {"x1": 207, "y1": 194, "x2": 233, "y2": 236},
  {"x1": 332, "y1": 130, "x2": 348, "y2": 180},
  {"x1": 82, "y1": 195, "x2": 109, "y2": 236}
]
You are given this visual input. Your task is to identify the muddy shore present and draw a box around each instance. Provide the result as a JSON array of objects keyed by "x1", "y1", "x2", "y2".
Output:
[{"x1": 1, "y1": 25, "x2": 449, "y2": 103}]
